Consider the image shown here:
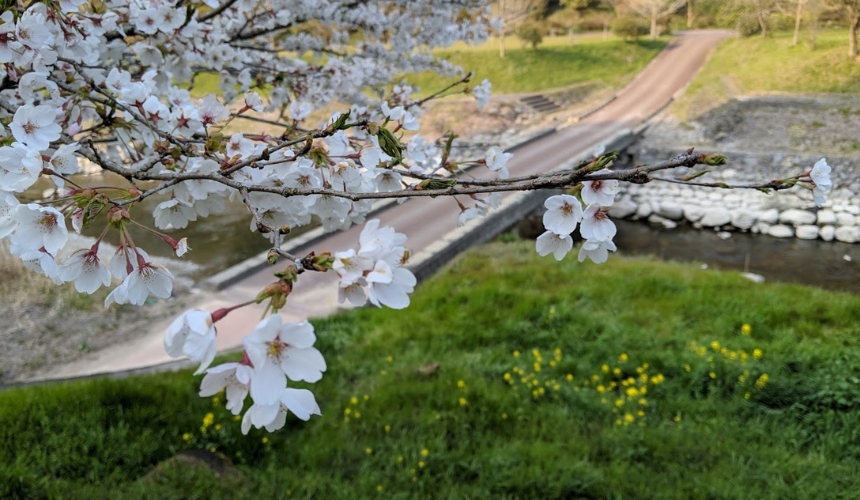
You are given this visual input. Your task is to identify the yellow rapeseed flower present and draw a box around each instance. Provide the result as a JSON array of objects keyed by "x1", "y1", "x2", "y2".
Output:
[
  {"x1": 637, "y1": 410, "x2": 645, "y2": 417},
  {"x1": 626, "y1": 387, "x2": 639, "y2": 398},
  {"x1": 513, "y1": 350, "x2": 520, "y2": 357},
  {"x1": 421, "y1": 448, "x2": 429, "y2": 457},
  {"x1": 741, "y1": 324, "x2": 752, "y2": 336},
  {"x1": 753, "y1": 349, "x2": 763, "y2": 359},
  {"x1": 459, "y1": 398, "x2": 468, "y2": 406},
  {"x1": 615, "y1": 399, "x2": 624, "y2": 407},
  {"x1": 350, "y1": 396, "x2": 359, "y2": 405},
  {"x1": 601, "y1": 364, "x2": 610, "y2": 373},
  {"x1": 639, "y1": 398, "x2": 647, "y2": 406},
  {"x1": 344, "y1": 408, "x2": 351, "y2": 415},
  {"x1": 619, "y1": 353, "x2": 629, "y2": 363},
  {"x1": 592, "y1": 374, "x2": 600, "y2": 382},
  {"x1": 597, "y1": 385, "x2": 606, "y2": 393},
  {"x1": 624, "y1": 413, "x2": 635, "y2": 424},
  {"x1": 182, "y1": 432, "x2": 192, "y2": 442},
  {"x1": 613, "y1": 368, "x2": 622, "y2": 376},
  {"x1": 457, "y1": 380, "x2": 466, "y2": 388},
  {"x1": 418, "y1": 461, "x2": 425, "y2": 468},
  {"x1": 202, "y1": 412, "x2": 215, "y2": 428},
  {"x1": 755, "y1": 373, "x2": 769, "y2": 389},
  {"x1": 214, "y1": 424, "x2": 221, "y2": 431},
  {"x1": 711, "y1": 341, "x2": 720, "y2": 351},
  {"x1": 566, "y1": 374, "x2": 574, "y2": 382}
]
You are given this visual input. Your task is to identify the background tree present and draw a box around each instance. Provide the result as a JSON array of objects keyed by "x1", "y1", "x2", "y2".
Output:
[
  {"x1": 826, "y1": 0, "x2": 860, "y2": 57},
  {"x1": 626, "y1": 0, "x2": 687, "y2": 39},
  {"x1": 492, "y1": 0, "x2": 541, "y2": 57}
]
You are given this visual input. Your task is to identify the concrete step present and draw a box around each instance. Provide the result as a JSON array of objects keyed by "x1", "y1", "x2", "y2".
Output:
[{"x1": 521, "y1": 94, "x2": 561, "y2": 113}]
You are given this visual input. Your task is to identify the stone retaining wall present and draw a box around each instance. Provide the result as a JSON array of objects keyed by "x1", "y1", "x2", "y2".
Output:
[{"x1": 609, "y1": 145, "x2": 860, "y2": 243}]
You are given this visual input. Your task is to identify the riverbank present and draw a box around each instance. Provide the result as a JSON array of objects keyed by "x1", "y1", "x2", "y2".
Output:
[{"x1": 612, "y1": 96, "x2": 860, "y2": 242}]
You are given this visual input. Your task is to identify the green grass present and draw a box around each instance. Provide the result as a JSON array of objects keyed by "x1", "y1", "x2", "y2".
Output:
[
  {"x1": 191, "y1": 36, "x2": 666, "y2": 98},
  {"x1": 408, "y1": 36, "x2": 666, "y2": 95},
  {"x1": 5, "y1": 240, "x2": 860, "y2": 498},
  {"x1": 675, "y1": 29, "x2": 860, "y2": 120}
]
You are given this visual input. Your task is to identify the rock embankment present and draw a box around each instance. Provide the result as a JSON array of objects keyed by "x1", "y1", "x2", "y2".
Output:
[{"x1": 612, "y1": 96, "x2": 860, "y2": 243}]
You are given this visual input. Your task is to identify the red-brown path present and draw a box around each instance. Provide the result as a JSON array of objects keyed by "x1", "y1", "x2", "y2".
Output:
[{"x1": 39, "y1": 30, "x2": 732, "y2": 381}]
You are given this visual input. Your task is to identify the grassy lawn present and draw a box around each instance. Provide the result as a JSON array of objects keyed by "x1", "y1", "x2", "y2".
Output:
[
  {"x1": 674, "y1": 29, "x2": 860, "y2": 120},
  {"x1": 192, "y1": 36, "x2": 666, "y2": 98},
  {"x1": 408, "y1": 36, "x2": 666, "y2": 95},
  {"x1": 4, "y1": 240, "x2": 860, "y2": 498}
]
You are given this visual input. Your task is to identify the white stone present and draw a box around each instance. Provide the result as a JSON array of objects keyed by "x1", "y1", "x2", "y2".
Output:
[
  {"x1": 836, "y1": 213, "x2": 856, "y2": 226},
  {"x1": 648, "y1": 214, "x2": 678, "y2": 229},
  {"x1": 683, "y1": 205, "x2": 706, "y2": 223},
  {"x1": 740, "y1": 272, "x2": 765, "y2": 284},
  {"x1": 731, "y1": 209, "x2": 756, "y2": 230},
  {"x1": 795, "y1": 225, "x2": 820, "y2": 240},
  {"x1": 768, "y1": 225, "x2": 794, "y2": 238},
  {"x1": 657, "y1": 202, "x2": 684, "y2": 220},
  {"x1": 835, "y1": 226, "x2": 860, "y2": 243},
  {"x1": 634, "y1": 202, "x2": 652, "y2": 220},
  {"x1": 779, "y1": 209, "x2": 816, "y2": 226},
  {"x1": 816, "y1": 209, "x2": 837, "y2": 225},
  {"x1": 608, "y1": 197, "x2": 637, "y2": 219},
  {"x1": 820, "y1": 225, "x2": 835, "y2": 241},
  {"x1": 753, "y1": 222, "x2": 771, "y2": 234},
  {"x1": 700, "y1": 208, "x2": 732, "y2": 227},
  {"x1": 849, "y1": 205, "x2": 860, "y2": 215},
  {"x1": 758, "y1": 208, "x2": 779, "y2": 224}
]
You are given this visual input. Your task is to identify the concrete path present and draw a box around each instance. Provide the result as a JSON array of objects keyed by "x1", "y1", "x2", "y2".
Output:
[{"x1": 35, "y1": 30, "x2": 732, "y2": 381}]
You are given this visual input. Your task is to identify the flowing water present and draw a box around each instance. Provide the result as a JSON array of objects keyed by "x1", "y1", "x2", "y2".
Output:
[{"x1": 613, "y1": 220, "x2": 860, "y2": 294}]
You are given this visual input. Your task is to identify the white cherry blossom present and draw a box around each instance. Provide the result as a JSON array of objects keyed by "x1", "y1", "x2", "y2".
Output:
[
  {"x1": 580, "y1": 204, "x2": 617, "y2": 242},
  {"x1": 10, "y1": 105, "x2": 61, "y2": 151},
  {"x1": 10, "y1": 204, "x2": 68, "y2": 256},
  {"x1": 200, "y1": 362, "x2": 253, "y2": 415},
  {"x1": 581, "y1": 179, "x2": 620, "y2": 206},
  {"x1": 59, "y1": 249, "x2": 112, "y2": 294},
  {"x1": 810, "y1": 158, "x2": 832, "y2": 207},
  {"x1": 542, "y1": 194, "x2": 583, "y2": 235},
  {"x1": 164, "y1": 309, "x2": 218, "y2": 375},
  {"x1": 578, "y1": 239, "x2": 617, "y2": 264},
  {"x1": 536, "y1": 231, "x2": 573, "y2": 261}
]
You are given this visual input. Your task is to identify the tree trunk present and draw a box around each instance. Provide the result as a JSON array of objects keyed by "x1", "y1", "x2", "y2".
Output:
[
  {"x1": 758, "y1": 10, "x2": 768, "y2": 38},
  {"x1": 650, "y1": 12, "x2": 658, "y2": 40},
  {"x1": 792, "y1": 1, "x2": 803, "y2": 46},
  {"x1": 687, "y1": 0, "x2": 694, "y2": 28},
  {"x1": 850, "y1": 12, "x2": 859, "y2": 58}
]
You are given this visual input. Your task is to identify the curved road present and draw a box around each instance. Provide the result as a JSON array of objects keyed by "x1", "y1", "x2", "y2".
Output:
[{"x1": 40, "y1": 30, "x2": 732, "y2": 380}]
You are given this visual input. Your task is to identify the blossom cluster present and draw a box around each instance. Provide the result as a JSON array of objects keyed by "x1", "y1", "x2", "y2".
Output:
[{"x1": 536, "y1": 176, "x2": 621, "y2": 263}]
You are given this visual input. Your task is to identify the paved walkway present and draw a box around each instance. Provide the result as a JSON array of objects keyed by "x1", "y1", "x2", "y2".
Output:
[{"x1": 32, "y1": 30, "x2": 733, "y2": 382}]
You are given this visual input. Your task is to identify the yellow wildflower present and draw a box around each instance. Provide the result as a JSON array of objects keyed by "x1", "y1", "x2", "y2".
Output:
[
  {"x1": 387, "y1": 356, "x2": 393, "y2": 362},
  {"x1": 513, "y1": 350, "x2": 520, "y2": 358},
  {"x1": 202, "y1": 412, "x2": 215, "y2": 428},
  {"x1": 365, "y1": 447, "x2": 373, "y2": 455},
  {"x1": 684, "y1": 364, "x2": 691, "y2": 372},
  {"x1": 613, "y1": 368, "x2": 621, "y2": 376},
  {"x1": 398, "y1": 456, "x2": 404, "y2": 463},
  {"x1": 459, "y1": 398, "x2": 468, "y2": 406},
  {"x1": 619, "y1": 353, "x2": 629, "y2": 363},
  {"x1": 741, "y1": 324, "x2": 752, "y2": 336},
  {"x1": 597, "y1": 385, "x2": 606, "y2": 393},
  {"x1": 601, "y1": 364, "x2": 610, "y2": 373},
  {"x1": 418, "y1": 461, "x2": 425, "y2": 468},
  {"x1": 384, "y1": 425, "x2": 391, "y2": 433},
  {"x1": 624, "y1": 413, "x2": 635, "y2": 424},
  {"x1": 262, "y1": 437, "x2": 269, "y2": 444},
  {"x1": 350, "y1": 397, "x2": 358, "y2": 405},
  {"x1": 566, "y1": 374, "x2": 574, "y2": 382},
  {"x1": 377, "y1": 485, "x2": 384, "y2": 492},
  {"x1": 755, "y1": 373, "x2": 769, "y2": 389},
  {"x1": 182, "y1": 433, "x2": 192, "y2": 442},
  {"x1": 753, "y1": 349, "x2": 762, "y2": 359},
  {"x1": 457, "y1": 380, "x2": 466, "y2": 389},
  {"x1": 709, "y1": 372, "x2": 717, "y2": 379}
]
